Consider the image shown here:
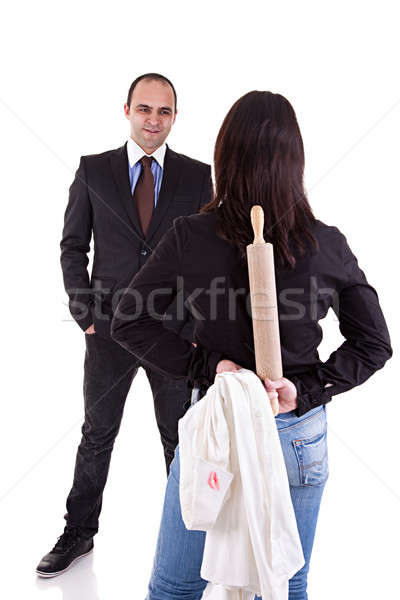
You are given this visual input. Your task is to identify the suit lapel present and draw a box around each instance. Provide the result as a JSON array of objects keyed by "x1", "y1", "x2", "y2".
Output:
[
  {"x1": 109, "y1": 143, "x2": 144, "y2": 239},
  {"x1": 145, "y1": 146, "x2": 182, "y2": 244}
]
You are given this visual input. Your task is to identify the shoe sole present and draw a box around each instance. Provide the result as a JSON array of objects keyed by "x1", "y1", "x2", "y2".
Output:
[{"x1": 36, "y1": 547, "x2": 94, "y2": 578}]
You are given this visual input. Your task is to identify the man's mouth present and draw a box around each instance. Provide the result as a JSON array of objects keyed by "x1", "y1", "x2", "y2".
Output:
[{"x1": 144, "y1": 128, "x2": 160, "y2": 134}]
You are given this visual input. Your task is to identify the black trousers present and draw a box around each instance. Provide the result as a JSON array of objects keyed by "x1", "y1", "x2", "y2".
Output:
[{"x1": 65, "y1": 332, "x2": 189, "y2": 535}]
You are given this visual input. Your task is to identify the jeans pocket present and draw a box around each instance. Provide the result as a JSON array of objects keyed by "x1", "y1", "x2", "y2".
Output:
[{"x1": 293, "y1": 427, "x2": 329, "y2": 487}]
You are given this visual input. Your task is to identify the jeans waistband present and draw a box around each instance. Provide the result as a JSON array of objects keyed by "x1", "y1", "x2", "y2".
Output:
[{"x1": 190, "y1": 387, "x2": 325, "y2": 422}]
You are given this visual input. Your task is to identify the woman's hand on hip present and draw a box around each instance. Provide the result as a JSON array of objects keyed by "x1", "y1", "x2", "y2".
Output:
[{"x1": 264, "y1": 377, "x2": 298, "y2": 413}]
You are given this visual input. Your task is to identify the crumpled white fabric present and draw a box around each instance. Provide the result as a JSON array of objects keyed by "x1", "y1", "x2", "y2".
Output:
[{"x1": 178, "y1": 368, "x2": 305, "y2": 600}]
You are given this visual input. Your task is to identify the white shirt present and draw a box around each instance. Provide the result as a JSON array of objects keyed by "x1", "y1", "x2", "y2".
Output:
[
  {"x1": 178, "y1": 368, "x2": 305, "y2": 600},
  {"x1": 126, "y1": 136, "x2": 166, "y2": 170}
]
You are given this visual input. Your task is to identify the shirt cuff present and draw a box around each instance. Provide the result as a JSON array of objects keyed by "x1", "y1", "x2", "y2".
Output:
[
  {"x1": 188, "y1": 347, "x2": 225, "y2": 389},
  {"x1": 291, "y1": 373, "x2": 333, "y2": 417}
]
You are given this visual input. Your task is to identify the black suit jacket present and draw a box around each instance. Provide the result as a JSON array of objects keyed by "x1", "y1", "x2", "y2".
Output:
[
  {"x1": 111, "y1": 211, "x2": 392, "y2": 417},
  {"x1": 60, "y1": 143, "x2": 212, "y2": 338}
]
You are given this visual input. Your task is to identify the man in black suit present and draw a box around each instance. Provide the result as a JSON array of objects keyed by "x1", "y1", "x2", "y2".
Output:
[{"x1": 36, "y1": 73, "x2": 212, "y2": 578}]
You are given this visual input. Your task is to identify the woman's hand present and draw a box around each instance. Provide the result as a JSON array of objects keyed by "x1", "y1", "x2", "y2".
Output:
[
  {"x1": 264, "y1": 377, "x2": 298, "y2": 413},
  {"x1": 216, "y1": 359, "x2": 242, "y2": 374}
]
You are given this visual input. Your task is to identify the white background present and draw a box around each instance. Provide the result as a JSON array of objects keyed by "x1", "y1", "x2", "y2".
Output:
[{"x1": 0, "y1": 1, "x2": 399, "y2": 598}]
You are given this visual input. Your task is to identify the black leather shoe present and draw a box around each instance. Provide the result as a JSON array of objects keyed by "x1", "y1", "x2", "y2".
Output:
[{"x1": 36, "y1": 526, "x2": 94, "y2": 578}]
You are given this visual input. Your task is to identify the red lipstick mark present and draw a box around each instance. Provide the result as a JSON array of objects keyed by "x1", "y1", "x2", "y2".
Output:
[{"x1": 208, "y1": 471, "x2": 220, "y2": 491}]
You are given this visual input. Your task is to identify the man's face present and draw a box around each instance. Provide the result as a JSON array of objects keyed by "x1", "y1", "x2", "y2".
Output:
[{"x1": 124, "y1": 79, "x2": 177, "y2": 153}]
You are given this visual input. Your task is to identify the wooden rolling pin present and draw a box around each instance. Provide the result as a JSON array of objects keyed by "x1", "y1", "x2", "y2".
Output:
[{"x1": 246, "y1": 205, "x2": 282, "y2": 416}]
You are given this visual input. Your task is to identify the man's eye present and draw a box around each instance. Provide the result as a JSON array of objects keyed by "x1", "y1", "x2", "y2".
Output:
[{"x1": 161, "y1": 110, "x2": 171, "y2": 115}]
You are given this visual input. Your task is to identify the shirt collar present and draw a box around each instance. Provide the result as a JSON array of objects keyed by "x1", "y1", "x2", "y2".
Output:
[{"x1": 127, "y1": 137, "x2": 167, "y2": 170}]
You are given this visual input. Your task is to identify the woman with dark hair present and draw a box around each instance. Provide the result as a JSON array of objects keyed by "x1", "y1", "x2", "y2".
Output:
[{"x1": 111, "y1": 91, "x2": 392, "y2": 599}]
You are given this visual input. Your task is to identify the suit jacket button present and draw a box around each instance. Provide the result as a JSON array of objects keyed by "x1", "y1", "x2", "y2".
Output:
[{"x1": 141, "y1": 249, "x2": 147, "y2": 256}]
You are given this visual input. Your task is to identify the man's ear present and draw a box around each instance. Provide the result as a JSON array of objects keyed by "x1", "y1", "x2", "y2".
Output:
[
  {"x1": 123, "y1": 103, "x2": 130, "y2": 120},
  {"x1": 172, "y1": 109, "x2": 178, "y2": 125}
]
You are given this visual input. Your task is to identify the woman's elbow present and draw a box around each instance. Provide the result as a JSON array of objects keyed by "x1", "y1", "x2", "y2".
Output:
[
  {"x1": 110, "y1": 310, "x2": 135, "y2": 345},
  {"x1": 373, "y1": 339, "x2": 393, "y2": 370},
  {"x1": 382, "y1": 341, "x2": 393, "y2": 366},
  {"x1": 111, "y1": 292, "x2": 141, "y2": 344}
]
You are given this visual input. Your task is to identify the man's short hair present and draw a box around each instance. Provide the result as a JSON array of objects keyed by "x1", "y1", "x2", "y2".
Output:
[{"x1": 126, "y1": 73, "x2": 177, "y2": 112}]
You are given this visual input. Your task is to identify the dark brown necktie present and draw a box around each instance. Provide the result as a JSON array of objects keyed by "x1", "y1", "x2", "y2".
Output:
[{"x1": 133, "y1": 156, "x2": 154, "y2": 236}]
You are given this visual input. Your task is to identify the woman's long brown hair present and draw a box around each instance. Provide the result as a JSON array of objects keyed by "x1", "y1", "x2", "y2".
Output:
[{"x1": 202, "y1": 91, "x2": 318, "y2": 268}]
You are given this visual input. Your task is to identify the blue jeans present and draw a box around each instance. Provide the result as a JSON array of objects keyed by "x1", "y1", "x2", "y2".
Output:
[{"x1": 146, "y1": 404, "x2": 328, "y2": 600}]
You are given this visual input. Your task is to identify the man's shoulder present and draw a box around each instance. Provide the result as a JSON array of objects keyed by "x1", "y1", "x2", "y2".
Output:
[
  {"x1": 80, "y1": 144, "x2": 210, "y2": 171},
  {"x1": 81, "y1": 144, "x2": 125, "y2": 165},
  {"x1": 167, "y1": 147, "x2": 210, "y2": 172}
]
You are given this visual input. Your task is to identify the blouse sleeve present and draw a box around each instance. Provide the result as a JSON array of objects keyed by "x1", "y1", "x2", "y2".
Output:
[
  {"x1": 292, "y1": 231, "x2": 392, "y2": 417},
  {"x1": 111, "y1": 217, "x2": 223, "y2": 387}
]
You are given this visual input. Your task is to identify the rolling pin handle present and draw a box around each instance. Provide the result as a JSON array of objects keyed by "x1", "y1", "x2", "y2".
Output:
[
  {"x1": 250, "y1": 205, "x2": 265, "y2": 244},
  {"x1": 271, "y1": 397, "x2": 279, "y2": 416}
]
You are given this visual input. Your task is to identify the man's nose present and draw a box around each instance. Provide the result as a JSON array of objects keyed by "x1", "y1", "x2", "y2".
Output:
[{"x1": 146, "y1": 112, "x2": 161, "y2": 127}]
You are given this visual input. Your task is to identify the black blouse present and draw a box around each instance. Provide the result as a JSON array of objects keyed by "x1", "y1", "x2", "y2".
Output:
[{"x1": 111, "y1": 211, "x2": 392, "y2": 417}]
